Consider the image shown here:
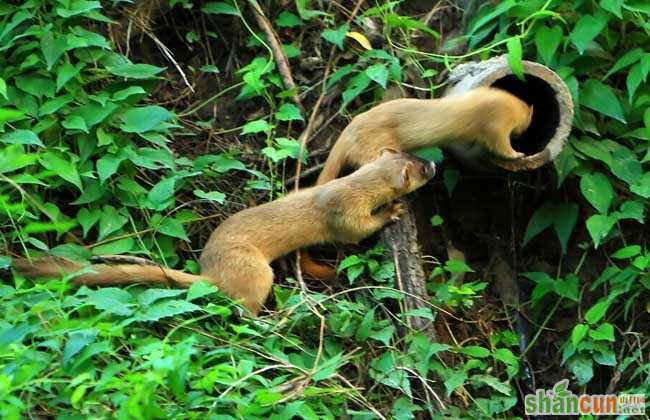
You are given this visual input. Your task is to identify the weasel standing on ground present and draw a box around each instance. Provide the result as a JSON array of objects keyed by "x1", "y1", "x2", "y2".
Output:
[
  {"x1": 301, "y1": 87, "x2": 533, "y2": 279},
  {"x1": 13, "y1": 150, "x2": 435, "y2": 316}
]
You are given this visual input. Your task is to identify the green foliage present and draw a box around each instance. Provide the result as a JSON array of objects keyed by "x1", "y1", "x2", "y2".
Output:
[{"x1": 1, "y1": 0, "x2": 648, "y2": 418}]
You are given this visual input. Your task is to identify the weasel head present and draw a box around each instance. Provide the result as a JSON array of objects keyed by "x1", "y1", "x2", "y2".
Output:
[{"x1": 376, "y1": 148, "x2": 436, "y2": 194}]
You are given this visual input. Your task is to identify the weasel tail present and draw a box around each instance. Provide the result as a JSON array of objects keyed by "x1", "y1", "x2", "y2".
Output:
[{"x1": 12, "y1": 257, "x2": 207, "y2": 287}]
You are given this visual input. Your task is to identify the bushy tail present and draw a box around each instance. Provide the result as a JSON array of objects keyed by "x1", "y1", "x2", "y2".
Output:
[
  {"x1": 12, "y1": 257, "x2": 207, "y2": 287},
  {"x1": 299, "y1": 250, "x2": 336, "y2": 280}
]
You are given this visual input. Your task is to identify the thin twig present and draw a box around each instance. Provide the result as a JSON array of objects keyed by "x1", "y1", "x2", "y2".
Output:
[{"x1": 248, "y1": 0, "x2": 302, "y2": 108}]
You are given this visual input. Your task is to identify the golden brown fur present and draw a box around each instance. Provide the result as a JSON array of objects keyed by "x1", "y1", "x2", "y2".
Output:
[
  {"x1": 317, "y1": 87, "x2": 532, "y2": 186},
  {"x1": 13, "y1": 150, "x2": 435, "y2": 316},
  {"x1": 300, "y1": 87, "x2": 532, "y2": 279}
]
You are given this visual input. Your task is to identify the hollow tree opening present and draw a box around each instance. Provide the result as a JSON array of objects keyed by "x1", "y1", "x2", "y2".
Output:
[{"x1": 491, "y1": 75, "x2": 561, "y2": 156}]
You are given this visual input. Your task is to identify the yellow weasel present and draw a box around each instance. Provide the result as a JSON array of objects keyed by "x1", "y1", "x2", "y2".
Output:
[
  {"x1": 302, "y1": 86, "x2": 532, "y2": 279},
  {"x1": 13, "y1": 150, "x2": 435, "y2": 316}
]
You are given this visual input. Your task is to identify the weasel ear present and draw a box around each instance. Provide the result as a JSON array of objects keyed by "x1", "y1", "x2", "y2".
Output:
[
  {"x1": 529, "y1": 104, "x2": 534, "y2": 118},
  {"x1": 379, "y1": 147, "x2": 400, "y2": 157},
  {"x1": 398, "y1": 162, "x2": 414, "y2": 189}
]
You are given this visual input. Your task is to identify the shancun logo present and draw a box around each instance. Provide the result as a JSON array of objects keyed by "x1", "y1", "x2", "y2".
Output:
[{"x1": 525, "y1": 379, "x2": 645, "y2": 416}]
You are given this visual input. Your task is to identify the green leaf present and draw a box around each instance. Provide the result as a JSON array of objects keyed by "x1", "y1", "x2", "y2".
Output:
[
  {"x1": 15, "y1": 75, "x2": 56, "y2": 99},
  {"x1": 0, "y1": 129, "x2": 43, "y2": 147},
  {"x1": 136, "y1": 299, "x2": 201, "y2": 321},
  {"x1": 63, "y1": 329, "x2": 97, "y2": 365},
  {"x1": 62, "y1": 115, "x2": 89, "y2": 133},
  {"x1": 553, "y1": 274, "x2": 579, "y2": 302},
  {"x1": 187, "y1": 281, "x2": 219, "y2": 301},
  {"x1": 571, "y1": 324, "x2": 589, "y2": 346},
  {"x1": 626, "y1": 62, "x2": 644, "y2": 101},
  {"x1": 113, "y1": 86, "x2": 146, "y2": 101},
  {"x1": 120, "y1": 106, "x2": 174, "y2": 133},
  {"x1": 0, "y1": 108, "x2": 28, "y2": 129},
  {"x1": 106, "y1": 63, "x2": 166, "y2": 79},
  {"x1": 430, "y1": 214, "x2": 444, "y2": 227},
  {"x1": 276, "y1": 11, "x2": 301, "y2": 28},
  {"x1": 98, "y1": 206, "x2": 128, "y2": 240},
  {"x1": 275, "y1": 103, "x2": 303, "y2": 121},
  {"x1": 40, "y1": 32, "x2": 66, "y2": 70},
  {"x1": 148, "y1": 177, "x2": 176, "y2": 206},
  {"x1": 138, "y1": 289, "x2": 186, "y2": 307},
  {"x1": 630, "y1": 173, "x2": 650, "y2": 198},
  {"x1": 40, "y1": 94, "x2": 74, "y2": 116},
  {"x1": 242, "y1": 119, "x2": 273, "y2": 134},
  {"x1": 581, "y1": 79, "x2": 626, "y2": 123},
  {"x1": 77, "y1": 207, "x2": 101, "y2": 237},
  {"x1": 580, "y1": 172, "x2": 614, "y2": 214},
  {"x1": 585, "y1": 300, "x2": 610, "y2": 324},
  {"x1": 586, "y1": 214, "x2": 615, "y2": 248},
  {"x1": 611, "y1": 245, "x2": 641, "y2": 259},
  {"x1": 600, "y1": 0, "x2": 623, "y2": 18},
  {"x1": 85, "y1": 287, "x2": 136, "y2": 316},
  {"x1": 157, "y1": 217, "x2": 190, "y2": 242},
  {"x1": 0, "y1": 145, "x2": 38, "y2": 174},
  {"x1": 342, "y1": 72, "x2": 371, "y2": 104},
  {"x1": 322, "y1": 25, "x2": 350, "y2": 49},
  {"x1": 569, "y1": 12, "x2": 608, "y2": 54},
  {"x1": 365, "y1": 63, "x2": 390, "y2": 88},
  {"x1": 56, "y1": 0, "x2": 102, "y2": 18},
  {"x1": 506, "y1": 37, "x2": 525, "y2": 81},
  {"x1": 602, "y1": 48, "x2": 643, "y2": 79},
  {"x1": 313, "y1": 352, "x2": 344, "y2": 381},
  {"x1": 194, "y1": 189, "x2": 225, "y2": 204},
  {"x1": 96, "y1": 155, "x2": 124, "y2": 184},
  {"x1": 443, "y1": 168, "x2": 459, "y2": 197},
  {"x1": 91, "y1": 237, "x2": 134, "y2": 255},
  {"x1": 202, "y1": 2, "x2": 239, "y2": 16},
  {"x1": 589, "y1": 323, "x2": 615, "y2": 341},
  {"x1": 615, "y1": 200, "x2": 645, "y2": 223},
  {"x1": 56, "y1": 62, "x2": 83, "y2": 91},
  {"x1": 567, "y1": 355, "x2": 593, "y2": 385},
  {"x1": 39, "y1": 151, "x2": 82, "y2": 190},
  {"x1": 459, "y1": 346, "x2": 490, "y2": 358},
  {"x1": 444, "y1": 371, "x2": 467, "y2": 396},
  {"x1": 0, "y1": 78, "x2": 6, "y2": 100},
  {"x1": 534, "y1": 25, "x2": 563, "y2": 66},
  {"x1": 445, "y1": 260, "x2": 475, "y2": 273}
]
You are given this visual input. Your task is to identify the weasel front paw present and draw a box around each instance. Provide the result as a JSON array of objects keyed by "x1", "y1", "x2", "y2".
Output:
[
  {"x1": 389, "y1": 201, "x2": 406, "y2": 221},
  {"x1": 504, "y1": 151, "x2": 525, "y2": 160}
]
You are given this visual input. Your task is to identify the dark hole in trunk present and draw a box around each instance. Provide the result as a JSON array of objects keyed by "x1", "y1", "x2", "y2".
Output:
[{"x1": 490, "y1": 74, "x2": 560, "y2": 156}]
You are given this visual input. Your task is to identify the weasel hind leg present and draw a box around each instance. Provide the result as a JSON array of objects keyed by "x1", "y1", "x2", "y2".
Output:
[{"x1": 203, "y1": 245, "x2": 274, "y2": 316}]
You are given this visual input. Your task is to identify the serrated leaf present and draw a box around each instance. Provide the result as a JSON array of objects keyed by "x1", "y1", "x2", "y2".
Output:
[
  {"x1": 242, "y1": 119, "x2": 273, "y2": 134},
  {"x1": 275, "y1": 103, "x2": 303, "y2": 121},
  {"x1": 194, "y1": 189, "x2": 225, "y2": 204},
  {"x1": 0, "y1": 129, "x2": 43, "y2": 147},
  {"x1": 322, "y1": 24, "x2": 350, "y2": 49},
  {"x1": 136, "y1": 299, "x2": 201, "y2": 321},
  {"x1": 138, "y1": 289, "x2": 186, "y2": 307},
  {"x1": 187, "y1": 280, "x2": 219, "y2": 301},
  {"x1": 85, "y1": 287, "x2": 136, "y2": 316},
  {"x1": 63, "y1": 329, "x2": 97, "y2": 365}
]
